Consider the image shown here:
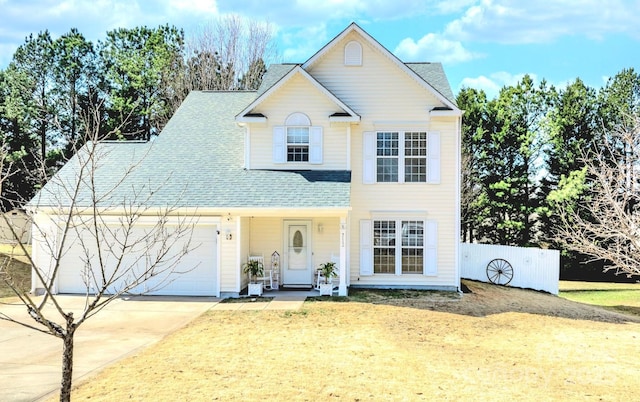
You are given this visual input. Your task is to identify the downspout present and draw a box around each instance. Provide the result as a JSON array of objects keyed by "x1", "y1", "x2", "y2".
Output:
[
  {"x1": 338, "y1": 216, "x2": 348, "y2": 296},
  {"x1": 455, "y1": 113, "x2": 462, "y2": 292}
]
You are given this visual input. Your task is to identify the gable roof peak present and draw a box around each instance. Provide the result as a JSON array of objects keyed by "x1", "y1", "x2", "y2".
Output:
[
  {"x1": 302, "y1": 23, "x2": 459, "y2": 111},
  {"x1": 235, "y1": 64, "x2": 360, "y2": 122}
]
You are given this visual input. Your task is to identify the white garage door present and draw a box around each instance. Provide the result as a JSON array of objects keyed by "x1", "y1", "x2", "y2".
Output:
[{"x1": 56, "y1": 222, "x2": 218, "y2": 296}]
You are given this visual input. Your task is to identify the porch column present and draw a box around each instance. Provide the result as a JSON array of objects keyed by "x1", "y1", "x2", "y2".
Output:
[{"x1": 339, "y1": 217, "x2": 348, "y2": 296}]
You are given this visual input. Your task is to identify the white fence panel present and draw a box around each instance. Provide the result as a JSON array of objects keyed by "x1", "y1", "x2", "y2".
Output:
[{"x1": 460, "y1": 243, "x2": 560, "y2": 295}]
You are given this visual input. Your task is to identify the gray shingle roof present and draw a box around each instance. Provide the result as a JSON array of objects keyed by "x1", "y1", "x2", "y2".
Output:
[
  {"x1": 257, "y1": 64, "x2": 297, "y2": 96},
  {"x1": 406, "y1": 62, "x2": 457, "y2": 107},
  {"x1": 31, "y1": 91, "x2": 352, "y2": 210}
]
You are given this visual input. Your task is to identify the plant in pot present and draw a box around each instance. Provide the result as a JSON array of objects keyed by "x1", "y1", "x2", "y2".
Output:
[
  {"x1": 243, "y1": 259, "x2": 264, "y2": 296},
  {"x1": 318, "y1": 261, "x2": 337, "y2": 296}
]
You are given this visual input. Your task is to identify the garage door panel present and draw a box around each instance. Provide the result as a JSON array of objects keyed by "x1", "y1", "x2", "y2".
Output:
[{"x1": 57, "y1": 223, "x2": 218, "y2": 296}]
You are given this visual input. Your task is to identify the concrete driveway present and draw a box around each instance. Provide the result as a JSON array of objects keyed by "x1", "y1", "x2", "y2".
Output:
[{"x1": 0, "y1": 295, "x2": 218, "y2": 401}]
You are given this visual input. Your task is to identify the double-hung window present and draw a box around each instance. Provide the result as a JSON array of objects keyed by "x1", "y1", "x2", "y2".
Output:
[
  {"x1": 287, "y1": 126, "x2": 309, "y2": 162},
  {"x1": 404, "y1": 132, "x2": 427, "y2": 182},
  {"x1": 273, "y1": 112, "x2": 323, "y2": 164},
  {"x1": 373, "y1": 220, "x2": 424, "y2": 274},
  {"x1": 376, "y1": 132, "x2": 399, "y2": 182},
  {"x1": 363, "y1": 131, "x2": 439, "y2": 184},
  {"x1": 361, "y1": 218, "x2": 437, "y2": 276}
]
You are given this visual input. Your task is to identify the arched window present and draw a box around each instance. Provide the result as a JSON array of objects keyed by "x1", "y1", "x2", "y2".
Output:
[
  {"x1": 285, "y1": 113, "x2": 311, "y2": 162},
  {"x1": 344, "y1": 41, "x2": 362, "y2": 66},
  {"x1": 273, "y1": 113, "x2": 323, "y2": 164}
]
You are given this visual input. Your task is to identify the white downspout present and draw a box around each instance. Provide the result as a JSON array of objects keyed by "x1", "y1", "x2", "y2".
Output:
[{"x1": 339, "y1": 216, "x2": 348, "y2": 296}]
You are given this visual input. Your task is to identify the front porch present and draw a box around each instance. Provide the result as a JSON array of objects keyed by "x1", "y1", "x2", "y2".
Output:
[{"x1": 220, "y1": 212, "x2": 349, "y2": 297}]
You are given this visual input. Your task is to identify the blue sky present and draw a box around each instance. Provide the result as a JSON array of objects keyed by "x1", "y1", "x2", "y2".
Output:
[{"x1": 0, "y1": 0, "x2": 639, "y2": 99}]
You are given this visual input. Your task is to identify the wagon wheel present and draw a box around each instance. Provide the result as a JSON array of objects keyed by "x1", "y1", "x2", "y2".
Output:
[{"x1": 486, "y1": 258, "x2": 513, "y2": 285}]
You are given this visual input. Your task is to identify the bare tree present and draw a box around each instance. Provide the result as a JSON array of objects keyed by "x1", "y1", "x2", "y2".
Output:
[
  {"x1": 0, "y1": 100, "x2": 196, "y2": 401},
  {"x1": 183, "y1": 15, "x2": 275, "y2": 90},
  {"x1": 553, "y1": 114, "x2": 640, "y2": 277}
]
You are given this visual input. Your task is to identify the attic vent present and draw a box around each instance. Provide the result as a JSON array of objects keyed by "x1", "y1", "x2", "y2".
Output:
[
  {"x1": 344, "y1": 41, "x2": 362, "y2": 66},
  {"x1": 285, "y1": 112, "x2": 311, "y2": 126}
]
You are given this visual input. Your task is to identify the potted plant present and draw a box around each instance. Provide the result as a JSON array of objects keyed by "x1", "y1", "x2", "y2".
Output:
[
  {"x1": 243, "y1": 259, "x2": 264, "y2": 296},
  {"x1": 318, "y1": 261, "x2": 337, "y2": 296}
]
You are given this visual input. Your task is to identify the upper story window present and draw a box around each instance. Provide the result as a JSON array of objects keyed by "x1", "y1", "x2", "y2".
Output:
[
  {"x1": 273, "y1": 113, "x2": 323, "y2": 164},
  {"x1": 287, "y1": 126, "x2": 309, "y2": 162},
  {"x1": 344, "y1": 41, "x2": 362, "y2": 66},
  {"x1": 376, "y1": 132, "x2": 399, "y2": 182},
  {"x1": 364, "y1": 131, "x2": 437, "y2": 183}
]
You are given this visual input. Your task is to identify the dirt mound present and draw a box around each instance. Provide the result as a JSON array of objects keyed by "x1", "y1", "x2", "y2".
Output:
[{"x1": 375, "y1": 279, "x2": 640, "y2": 324}]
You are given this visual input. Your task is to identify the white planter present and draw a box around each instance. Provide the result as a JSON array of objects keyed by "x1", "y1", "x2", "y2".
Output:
[
  {"x1": 319, "y1": 283, "x2": 334, "y2": 296},
  {"x1": 248, "y1": 282, "x2": 263, "y2": 296}
]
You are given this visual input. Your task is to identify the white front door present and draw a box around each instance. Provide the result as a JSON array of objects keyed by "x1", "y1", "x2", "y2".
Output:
[{"x1": 283, "y1": 221, "x2": 312, "y2": 286}]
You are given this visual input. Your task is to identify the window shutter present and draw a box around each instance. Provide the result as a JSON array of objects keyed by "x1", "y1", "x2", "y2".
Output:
[
  {"x1": 309, "y1": 126, "x2": 323, "y2": 164},
  {"x1": 427, "y1": 132, "x2": 440, "y2": 184},
  {"x1": 273, "y1": 126, "x2": 286, "y2": 163},
  {"x1": 424, "y1": 220, "x2": 437, "y2": 276},
  {"x1": 363, "y1": 132, "x2": 375, "y2": 184},
  {"x1": 360, "y1": 220, "x2": 373, "y2": 276}
]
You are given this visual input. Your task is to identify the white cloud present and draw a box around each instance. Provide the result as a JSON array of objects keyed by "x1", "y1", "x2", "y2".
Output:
[
  {"x1": 281, "y1": 23, "x2": 330, "y2": 62},
  {"x1": 459, "y1": 71, "x2": 539, "y2": 98},
  {"x1": 168, "y1": 0, "x2": 218, "y2": 15},
  {"x1": 445, "y1": 0, "x2": 640, "y2": 44},
  {"x1": 394, "y1": 32, "x2": 482, "y2": 64}
]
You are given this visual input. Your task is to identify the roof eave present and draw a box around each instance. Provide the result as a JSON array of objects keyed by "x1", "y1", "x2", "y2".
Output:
[
  {"x1": 329, "y1": 115, "x2": 361, "y2": 123},
  {"x1": 236, "y1": 116, "x2": 268, "y2": 123},
  {"x1": 430, "y1": 108, "x2": 462, "y2": 117},
  {"x1": 235, "y1": 65, "x2": 359, "y2": 120}
]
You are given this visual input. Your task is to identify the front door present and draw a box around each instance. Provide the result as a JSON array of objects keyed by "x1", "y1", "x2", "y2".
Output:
[{"x1": 283, "y1": 221, "x2": 312, "y2": 286}]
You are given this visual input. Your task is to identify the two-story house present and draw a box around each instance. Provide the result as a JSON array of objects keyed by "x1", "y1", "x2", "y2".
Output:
[{"x1": 30, "y1": 23, "x2": 462, "y2": 297}]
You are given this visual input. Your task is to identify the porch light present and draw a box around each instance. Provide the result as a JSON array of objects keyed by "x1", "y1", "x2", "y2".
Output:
[{"x1": 317, "y1": 223, "x2": 323, "y2": 234}]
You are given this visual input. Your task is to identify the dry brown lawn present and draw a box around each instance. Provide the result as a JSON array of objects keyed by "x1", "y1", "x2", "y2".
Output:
[{"x1": 68, "y1": 281, "x2": 640, "y2": 401}]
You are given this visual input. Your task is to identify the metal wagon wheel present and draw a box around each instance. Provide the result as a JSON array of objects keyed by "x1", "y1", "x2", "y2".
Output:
[{"x1": 486, "y1": 258, "x2": 514, "y2": 285}]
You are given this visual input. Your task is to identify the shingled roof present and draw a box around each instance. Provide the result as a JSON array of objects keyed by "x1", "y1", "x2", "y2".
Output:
[
  {"x1": 405, "y1": 62, "x2": 456, "y2": 106},
  {"x1": 31, "y1": 91, "x2": 351, "y2": 210}
]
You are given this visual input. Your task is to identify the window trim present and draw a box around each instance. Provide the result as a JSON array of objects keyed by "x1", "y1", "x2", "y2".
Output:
[
  {"x1": 286, "y1": 126, "x2": 310, "y2": 162},
  {"x1": 273, "y1": 112, "x2": 323, "y2": 164},
  {"x1": 360, "y1": 218, "x2": 437, "y2": 277},
  {"x1": 363, "y1": 131, "x2": 440, "y2": 184},
  {"x1": 373, "y1": 219, "x2": 425, "y2": 275}
]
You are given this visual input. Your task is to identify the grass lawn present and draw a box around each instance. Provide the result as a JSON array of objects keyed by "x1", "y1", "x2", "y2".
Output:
[
  {"x1": 559, "y1": 280, "x2": 640, "y2": 317},
  {"x1": 0, "y1": 243, "x2": 31, "y2": 299},
  {"x1": 65, "y1": 280, "x2": 640, "y2": 401}
]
